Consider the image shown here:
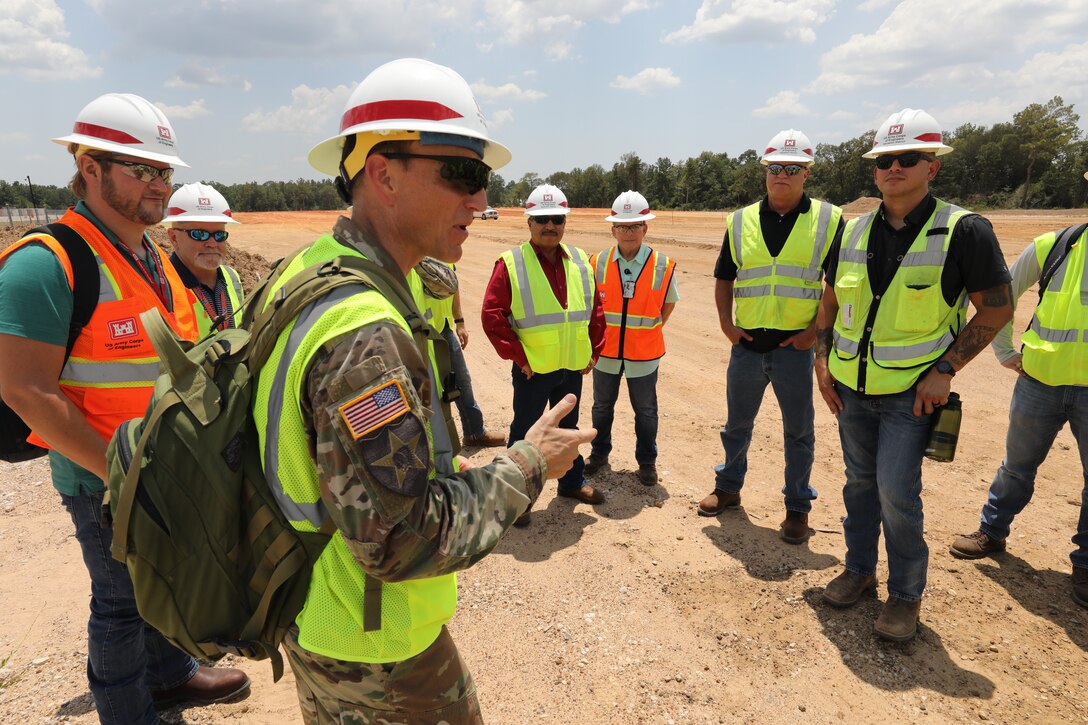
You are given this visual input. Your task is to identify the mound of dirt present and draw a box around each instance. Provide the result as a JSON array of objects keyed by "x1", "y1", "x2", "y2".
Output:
[
  {"x1": 1, "y1": 223, "x2": 271, "y2": 293},
  {"x1": 841, "y1": 196, "x2": 882, "y2": 214}
]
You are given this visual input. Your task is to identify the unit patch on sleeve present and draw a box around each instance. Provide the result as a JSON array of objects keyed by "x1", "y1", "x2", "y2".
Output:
[{"x1": 338, "y1": 380, "x2": 410, "y2": 440}]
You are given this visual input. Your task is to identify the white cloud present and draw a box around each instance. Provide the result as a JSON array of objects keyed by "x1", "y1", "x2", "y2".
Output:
[
  {"x1": 828, "y1": 110, "x2": 858, "y2": 121},
  {"x1": 664, "y1": 0, "x2": 836, "y2": 45},
  {"x1": 482, "y1": 0, "x2": 651, "y2": 53},
  {"x1": 154, "y1": 99, "x2": 210, "y2": 120},
  {"x1": 489, "y1": 108, "x2": 515, "y2": 129},
  {"x1": 86, "y1": 0, "x2": 462, "y2": 57},
  {"x1": 610, "y1": 67, "x2": 680, "y2": 94},
  {"x1": 471, "y1": 81, "x2": 546, "y2": 102},
  {"x1": 0, "y1": 0, "x2": 101, "y2": 79},
  {"x1": 166, "y1": 64, "x2": 252, "y2": 91},
  {"x1": 752, "y1": 90, "x2": 815, "y2": 118},
  {"x1": 857, "y1": 0, "x2": 894, "y2": 9},
  {"x1": 810, "y1": 0, "x2": 1088, "y2": 94},
  {"x1": 546, "y1": 41, "x2": 574, "y2": 61},
  {"x1": 242, "y1": 84, "x2": 352, "y2": 133}
]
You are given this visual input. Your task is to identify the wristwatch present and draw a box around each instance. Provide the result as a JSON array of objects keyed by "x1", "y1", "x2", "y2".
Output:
[{"x1": 935, "y1": 360, "x2": 956, "y2": 378}]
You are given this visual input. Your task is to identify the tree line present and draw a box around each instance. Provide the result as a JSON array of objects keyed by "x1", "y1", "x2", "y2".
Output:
[{"x1": 5, "y1": 97, "x2": 1087, "y2": 214}]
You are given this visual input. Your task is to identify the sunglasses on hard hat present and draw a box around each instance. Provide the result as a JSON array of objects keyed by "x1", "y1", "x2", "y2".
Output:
[
  {"x1": 530, "y1": 215, "x2": 567, "y2": 225},
  {"x1": 182, "y1": 229, "x2": 229, "y2": 243},
  {"x1": 380, "y1": 152, "x2": 491, "y2": 195},
  {"x1": 98, "y1": 157, "x2": 175, "y2": 185},
  {"x1": 766, "y1": 163, "x2": 806, "y2": 177},
  {"x1": 873, "y1": 151, "x2": 935, "y2": 170}
]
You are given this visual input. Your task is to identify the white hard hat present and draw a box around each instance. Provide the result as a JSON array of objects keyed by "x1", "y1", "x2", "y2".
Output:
[
  {"x1": 606, "y1": 190, "x2": 655, "y2": 222},
  {"x1": 52, "y1": 93, "x2": 188, "y2": 167},
  {"x1": 1083, "y1": 171, "x2": 1088, "y2": 181},
  {"x1": 761, "y1": 129, "x2": 814, "y2": 165},
  {"x1": 524, "y1": 184, "x2": 570, "y2": 216},
  {"x1": 161, "y1": 183, "x2": 239, "y2": 226},
  {"x1": 308, "y1": 58, "x2": 511, "y2": 179},
  {"x1": 864, "y1": 108, "x2": 953, "y2": 158}
]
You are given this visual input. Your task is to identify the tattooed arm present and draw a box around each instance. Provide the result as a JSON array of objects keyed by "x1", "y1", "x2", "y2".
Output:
[{"x1": 913, "y1": 282, "x2": 1014, "y2": 416}]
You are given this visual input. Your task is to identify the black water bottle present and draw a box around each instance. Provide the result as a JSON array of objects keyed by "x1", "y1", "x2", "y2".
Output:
[{"x1": 925, "y1": 392, "x2": 962, "y2": 462}]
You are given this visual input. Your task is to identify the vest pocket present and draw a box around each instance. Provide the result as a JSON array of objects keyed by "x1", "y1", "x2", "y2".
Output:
[
  {"x1": 834, "y1": 273, "x2": 864, "y2": 331},
  {"x1": 894, "y1": 272, "x2": 941, "y2": 333}
]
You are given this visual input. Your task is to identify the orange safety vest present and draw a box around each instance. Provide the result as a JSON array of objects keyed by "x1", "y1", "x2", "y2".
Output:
[
  {"x1": 0, "y1": 209, "x2": 199, "y2": 446},
  {"x1": 590, "y1": 246, "x2": 675, "y2": 361}
]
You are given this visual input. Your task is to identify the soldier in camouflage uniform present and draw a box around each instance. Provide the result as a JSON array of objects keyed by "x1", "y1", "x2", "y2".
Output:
[{"x1": 259, "y1": 59, "x2": 593, "y2": 724}]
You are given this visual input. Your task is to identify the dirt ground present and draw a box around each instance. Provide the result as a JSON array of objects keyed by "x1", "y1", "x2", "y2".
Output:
[{"x1": 2, "y1": 206, "x2": 1087, "y2": 724}]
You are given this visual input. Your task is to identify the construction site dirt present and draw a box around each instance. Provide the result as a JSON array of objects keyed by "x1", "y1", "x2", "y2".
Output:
[{"x1": 2, "y1": 207, "x2": 1086, "y2": 723}]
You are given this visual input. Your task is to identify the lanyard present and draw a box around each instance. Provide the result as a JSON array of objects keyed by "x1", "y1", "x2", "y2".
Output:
[
  {"x1": 192, "y1": 281, "x2": 232, "y2": 331},
  {"x1": 117, "y1": 238, "x2": 171, "y2": 309}
]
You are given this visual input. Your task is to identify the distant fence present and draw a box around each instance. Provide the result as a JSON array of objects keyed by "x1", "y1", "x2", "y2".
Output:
[{"x1": 3, "y1": 207, "x2": 67, "y2": 228}]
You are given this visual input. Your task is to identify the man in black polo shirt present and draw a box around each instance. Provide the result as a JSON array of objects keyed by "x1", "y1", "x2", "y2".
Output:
[
  {"x1": 814, "y1": 108, "x2": 1012, "y2": 642},
  {"x1": 701, "y1": 129, "x2": 843, "y2": 545}
]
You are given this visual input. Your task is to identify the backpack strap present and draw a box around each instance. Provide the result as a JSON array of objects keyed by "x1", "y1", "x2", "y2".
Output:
[
  {"x1": 28, "y1": 223, "x2": 99, "y2": 358},
  {"x1": 1039, "y1": 223, "x2": 1088, "y2": 298}
]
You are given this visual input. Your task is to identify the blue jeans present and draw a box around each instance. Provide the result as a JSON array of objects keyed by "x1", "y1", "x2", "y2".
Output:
[
  {"x1": 715, "y1": 344, "x2": 817, "y2": 513},
  {"x1": 979, "y1": 375, "x2": 1088, "y2": 568},
  {"x1": 441, "y1": 324, "x2": 487, "y2": 439},
  {"x1": 835, "y1": 384, "x2": 933, "y2": 602},
  {"x1": 590, "y1": 368, "x2": 658, "y2": 465},
  {"x1": 508, "y1": 365, "x2": 585, "y2": 494},
  {"x1": 61, "y1": 490, "x2": 198, "y2": 724}
]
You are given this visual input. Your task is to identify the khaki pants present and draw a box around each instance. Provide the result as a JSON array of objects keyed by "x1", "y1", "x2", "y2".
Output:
[{"x1": 283, "y1": 625, "x2": 483, "y2": 725}]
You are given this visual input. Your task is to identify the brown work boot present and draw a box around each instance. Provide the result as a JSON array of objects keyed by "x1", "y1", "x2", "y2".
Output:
[
  {"x1": 697, "y1": 490, "x2": 741, "y2": 517},
  {"x1": 779, "y1": 511, "x2": 811, "y2": 544},
  {"x1": 513, "y1": 511, "x2": 531, "y2": 528},
  {"x1": 151, "y1": 665, "x2": 250, "y2": 708},
  {"x1": 584, "y1": 454, "x2": 610, "y2": 476},
  {"x1": 559, "y1": 485, "x2": 606, "y2": 504},
  {"x1": 949, "y1": 529, "x2": 1006, "y2": 559},
  {"x1": 874, "y1": 597, "x2": 922, "y2": 642},
  {"x1": 822, "y1": 570, "x2": 877, "y2": 607},
  {"x1": 1073, "y1": 567, "x2": 1088, "y2": 608},
  {"x1": 463, "y1": 431, "x2": 506, "y2": 447},
  {"x1": 637, "y1": 464, "x2": 658, "y2": 486}
]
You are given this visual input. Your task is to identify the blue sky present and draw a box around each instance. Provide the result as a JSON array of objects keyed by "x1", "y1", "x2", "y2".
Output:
[{"x1": 4, "y1": 0, "x2": 1088, "y2": 188}]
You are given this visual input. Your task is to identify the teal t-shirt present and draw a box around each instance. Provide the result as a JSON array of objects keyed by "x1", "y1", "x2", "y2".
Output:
[
  {"x1": 595, "y1": 244, "x2": 680, "y2": 378},
  {"x1": 0, "y1": 202, "x2": 159, "y2": 494}
]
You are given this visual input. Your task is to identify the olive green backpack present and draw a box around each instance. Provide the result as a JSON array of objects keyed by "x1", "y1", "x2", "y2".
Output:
[{"x1": 105, "y1": 252, "x2": 449, "y2": 681}]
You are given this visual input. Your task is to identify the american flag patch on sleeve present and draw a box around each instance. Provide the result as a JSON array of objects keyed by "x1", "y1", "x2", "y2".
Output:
[{"x1": 338, "y1": 380, "x2": 410, "y2": 440}]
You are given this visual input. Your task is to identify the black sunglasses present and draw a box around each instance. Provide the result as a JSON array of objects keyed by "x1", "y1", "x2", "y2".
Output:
[
  {"x1": 380, "y1": 152, "x2": 491, "y2": 195},
  {"x1": 766, "y1": 163, "x2": 806, "y2": 176},
  {"x1": 874, "y1": 151, "x2": 935, "y2": 170},
  {"x1": 182, "y1": 229, "x2": 229, "y2": 243},
  {"x1": 530, "y1": 215, "x2": 567, "y2": 225}
]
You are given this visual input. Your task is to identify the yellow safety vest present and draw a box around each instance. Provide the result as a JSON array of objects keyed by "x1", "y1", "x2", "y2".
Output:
[
  {"x1": 729, "y1": 199, "x2": 840, "y2": 330},
  {"x1": 192, "y1": 265, "x2": 245, "y2": 337},
  {"x1": 500, "y1": 242, "x2": 594, "y2": 373},
  {"x1": 1021, "y1": 227, "x2": 1088, "y2": 386},
  {"x1": 253, "y1": 233, "x2": 456, "y2": 663},
  {"x1": 830, "y1": 200, "x2": 971, "y2": 395}
]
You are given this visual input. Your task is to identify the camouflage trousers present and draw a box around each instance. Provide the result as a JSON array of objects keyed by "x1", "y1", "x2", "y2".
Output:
[{"x1": 283, "y1": 625, "x2": 483, "y2": 725}]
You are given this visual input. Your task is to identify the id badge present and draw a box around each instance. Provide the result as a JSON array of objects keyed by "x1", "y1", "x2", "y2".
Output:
[
  {"x1": 842, "y1": 303, "x2": 854, "y2": 328},
  {"x1": 622, "y1": 280, "x2": 636, "y2": 299}
]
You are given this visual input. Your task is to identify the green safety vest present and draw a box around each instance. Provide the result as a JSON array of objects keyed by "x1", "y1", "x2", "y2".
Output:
[
  {"x1": 830, "y1": 200, "x2": 971, "y2": 395},
  {"x1": 729, "y1": 199, "x2": 840, "y2": 330},
  {"x1": 192, "y1": 265, "x2": 245, "y2": 337},
  {"x1": 253, "y1": 233, "x2": 456, "y2": 663},
  {"x1": 501, "y1": 242, "x2": 594, "y2": 373},
  {"x1": 421, "y1": 264, "x2": 455, "y2": 332},
  {"x1": 1021, "y1": 227, "x2": 1088, "y2": 386}
]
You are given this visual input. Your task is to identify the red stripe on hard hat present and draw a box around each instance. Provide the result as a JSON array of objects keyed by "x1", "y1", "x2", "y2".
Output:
[
  {"x1": 525, "y1": 202, "x2": 537, "y2": 209},
  {"x1": 639, "y1": 208, "x2": 651, "y2": 215},
  {"x1": 167, "y1": 207, "x2": 188, "y2": 216},
  {"x1": 914, "y1": 132, "x2": 943, "y2": 143},
  {"x1": 340, "y1": 100, "x2": 463, "y2": 132},
  {"x1": 803, "y1": 147, "x2": 813, "y2": 155},
  {"x1": 764, "y1": 147, "x2": 777, "y2": 155},
  {"x1": 73, "y1": 122, "x2": 141, "y2": 145},
  {"x1": 559, "y1": 201, "x2": 568, "y2": 208},
  {"x1": 223, "y1": 209, "x2": 233, "y2": 217}
]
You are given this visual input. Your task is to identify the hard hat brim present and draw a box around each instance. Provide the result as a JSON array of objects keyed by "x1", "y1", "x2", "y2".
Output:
[
  {"x1": 760, "y1": 156, "x2": 813, "y2": 165},
  {"x1": 161, "y1": 214, "x2": 240, "y2": 226},
  {"x1": 605, "y1": 213, "x2": 656, "y2": 222},
  {"x1": 525, "y1": 207, "x2": 571, "y2": 216},
  {"x1": 863, "y1": 142, "x2": 953, "y2": 159},
  {"x1": 51, "y1": 135, "x2": 191, "y2": 167}
]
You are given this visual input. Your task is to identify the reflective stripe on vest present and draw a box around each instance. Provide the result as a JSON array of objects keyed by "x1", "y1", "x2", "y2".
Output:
[
  {"x1": 254, "y1": 233, "x2": 456, "y2": 664},
  {"x1": 728, "y1": 199, "x2": 839, "y2": 330},
  {"x1": 502, "y1": 242, "x2": 594, "y2": 373},
  {"x1": 0, "y1": 210, "x2": 198, "y2": 445},
  {"x1": 830, "y1": 201, "x2": 970, "y2": 395},
  {"x1": 1021, "y1": 227, "x2": 1088, "y2": 385},
  {"x1": 592, "y1": 246, "x2": 674, "y2": 361}
]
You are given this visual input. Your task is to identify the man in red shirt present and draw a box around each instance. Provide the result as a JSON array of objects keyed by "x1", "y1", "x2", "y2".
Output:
[{"x1": 482, "y1": 184, "x2": 607, "y2": 526}]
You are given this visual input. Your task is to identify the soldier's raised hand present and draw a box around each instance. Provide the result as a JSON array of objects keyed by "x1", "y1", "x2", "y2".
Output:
[{"x1": 524, "y1": 393, "x2": 595, "y2": 480}]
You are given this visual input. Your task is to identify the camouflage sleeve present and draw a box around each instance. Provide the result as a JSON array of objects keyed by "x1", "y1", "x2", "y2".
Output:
[{"x1": 302, "y1": 319, "x2": 545, "y2": 582}]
